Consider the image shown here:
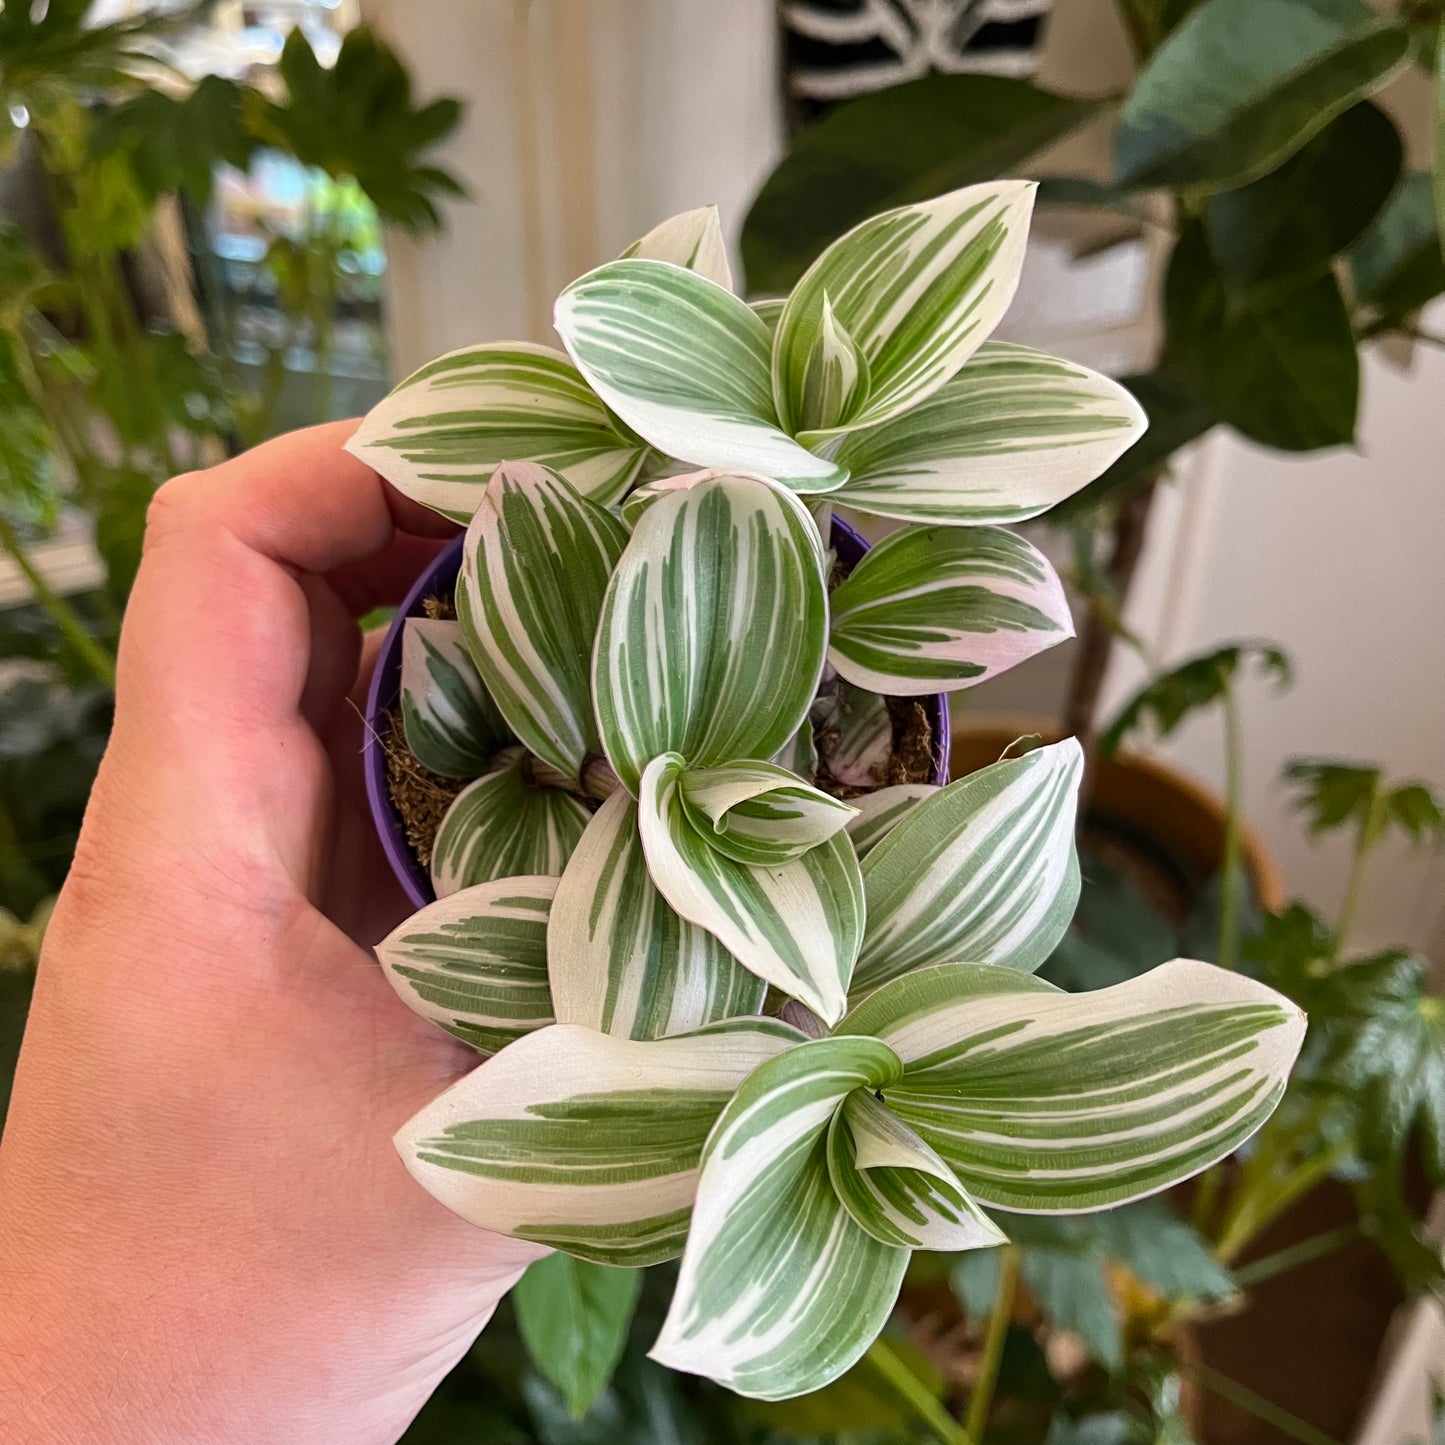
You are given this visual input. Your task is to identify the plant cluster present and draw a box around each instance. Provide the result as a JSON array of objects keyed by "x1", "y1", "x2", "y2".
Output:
[
  {"x1": 353, "y1": 190, "x2": 1305, "y2": 1406},
  {"x1": 740, "y1": 0, "x2": 1445, "y2": 737}
]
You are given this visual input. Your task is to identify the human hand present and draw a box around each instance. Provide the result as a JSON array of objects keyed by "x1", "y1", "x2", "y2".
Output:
[{"x1": 0, "y1": 423, "x2": 542, "y2": 1444}]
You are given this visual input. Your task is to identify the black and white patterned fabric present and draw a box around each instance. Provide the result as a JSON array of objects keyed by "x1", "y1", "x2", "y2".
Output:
[{"x1": 781, "y1": 0, "x2": 1054, "y2": 126}]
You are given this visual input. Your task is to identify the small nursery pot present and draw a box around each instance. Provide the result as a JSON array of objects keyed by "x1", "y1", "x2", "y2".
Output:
[{"x1": 364, "y1": 515, "x2": 953, "y2": 908}]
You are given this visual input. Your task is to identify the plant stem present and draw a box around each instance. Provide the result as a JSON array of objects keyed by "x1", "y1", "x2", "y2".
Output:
[
  {"x1": 0, "y1": 514, "x2": 117, "y2": 692},
  {"x1": 1334, "y1": 787, "x2": 1385, "y2": 960},
  {"x1": 865, "y1": 1335, "x2": 972, "y2": 1445},
  {"x1": 1216, "y1": 683, "x2": 1245, "y2": 970},
  {"x1": 1188, "y1": 1364, "x2": 1346, "y2": 1445},
  {"x1": 1214, "y1": 1143, "x2": 1348, "y2": 1265},
  {"x1": 966, "y1": 1246, "x2": 1019, "y2": 1443},
  {"x1": 1229, "y1": 1222, "x2": 1359, "y2": 1288},
  {"x1": 1190, "y1": 1164, "x2": 1223, "y2": 1233}
]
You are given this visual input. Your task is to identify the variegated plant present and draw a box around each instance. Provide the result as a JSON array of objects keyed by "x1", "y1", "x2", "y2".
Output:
[{"x1": 353, "y1": 186, "x2": 1305, "y2": 1401}]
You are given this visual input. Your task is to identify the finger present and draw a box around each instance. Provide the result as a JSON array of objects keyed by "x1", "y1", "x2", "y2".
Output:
[
  {"x1": 118, "y1": 422, "x2": 441, "y2": 738},
  {"x1": 325, "y1": 532, "x2": 454, "y2": 618}
]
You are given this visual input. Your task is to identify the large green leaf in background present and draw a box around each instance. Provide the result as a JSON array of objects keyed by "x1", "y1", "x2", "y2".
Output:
[
  {"x1": 250, "y1": 26, "x2": 464, "y2": 232},
  {"x1": 1205, "y1": 100, "x2": 1401, "y2": 286},
  {"x1": 741, "y1": 74, "x2": 1096, "y2": 293},
  {"x1": 1165, "y1": 223, "x2": 1358, "y2": 451},
  {"x1": 1115, "y1": 0, "x2": 1410, "y2": 192},
  {"x1": 1349, "y1": 172, "x2": 1445, "y2": 321},
  {"x1": 514, "y1": 1253, "x2": 643, "y2": 1419}
]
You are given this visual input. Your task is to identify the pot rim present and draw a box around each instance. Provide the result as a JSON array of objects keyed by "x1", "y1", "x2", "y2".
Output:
[{"x1": 364, "y1": 517, "x2": 953, "y2": 910}]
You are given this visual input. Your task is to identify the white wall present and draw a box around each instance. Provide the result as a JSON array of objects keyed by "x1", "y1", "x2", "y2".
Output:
[
  {"x1": 362, "y1": 0, "x2": 781, "y2": 374},
  {"x1": 1105, "y1": 335, "x2": 1445, "y2": 960}
]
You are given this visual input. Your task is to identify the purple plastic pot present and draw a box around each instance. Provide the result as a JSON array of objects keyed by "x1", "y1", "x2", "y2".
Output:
[{"x1": 364, "y1": 516, "x2": 953, "y2": 908}]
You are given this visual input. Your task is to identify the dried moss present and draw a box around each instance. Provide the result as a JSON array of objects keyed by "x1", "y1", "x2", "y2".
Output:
[{"x1": 382, "y1": 707, "x2": 463, "y2": 869}]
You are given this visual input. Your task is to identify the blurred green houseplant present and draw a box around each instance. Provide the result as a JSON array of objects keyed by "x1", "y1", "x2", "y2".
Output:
[{"x1": 0, "y1": 4, "x2": 461, "y2": 926}]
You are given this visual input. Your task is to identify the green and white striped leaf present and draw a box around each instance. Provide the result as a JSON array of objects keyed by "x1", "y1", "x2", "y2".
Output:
[
  {"x1": 593, "y1": 472, "x2": 828, "y2": 794},
  {"x1": 794, "y1": 293, "x2": 871, "y2": 435},
  {"x1": 431, "y1": 751, "x2": 590, "y2": 897},
  {"x1": 620, "y1": 204, "x2": 733, "y2": 291},
  {"x1": 815, "y1": 681, "x2": 893, "y2": 788},
  {"x1": 400, "y1": 618, "x2": 511, "y2": 778},
  {"x1": 845, "y1": 784, "x2": 938, "y2": 861},
  {"x1": 548, "y1": 791, "x2": 766, "y2": 1039},
  {"x1": 773, "y1": 182, "x2": 1036, "y2": 443},
  {"x1": 825, "y1": 1089, "x2": 1005, "y2": 1251},
  {"x1": 840, "y1": 960, "x2": 1306, "y2": 1212},
  {"x1": 680, "y1": 760, "x2": 857, "y2": 866},
  {"x1": 829, "y1": 343, "x2": 1149, "y2": 526},
  {"x1": 651, "y1": 1036, "x2": 909, "y2": 1400},
  {"x1": 376, "y1": 876, "x2": 556, "y2": 1054},
  {"x1": 829, "y1": 524, "x2": 1073, "y2": 696},
  {"x1": 856, "y1": 739, "x2": 1082, "y2": 988},
  {"x1": 345, "y1": 342, "x2": 649, "y2": 519},
  {"x1": 639, "y1": 753, "x2": 864, "y2": 1025},
  {"x1": 770, "y1": 715, "x2": 818, "y2": 780},
  {"x1": 394, "y1": 1017, "x2": 804, "y2": 1266},
  {"x1": 457, "y1": 461, "x2": 628, "y2": 780},
  {"x1": 751, "y1": 297, "x2": 786, "y2": 335},
  {"x1": 555, "y1": 259, "x2": 847, "y2": 493}
]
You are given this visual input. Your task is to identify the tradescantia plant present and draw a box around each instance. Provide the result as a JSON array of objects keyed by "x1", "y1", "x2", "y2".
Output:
[{"x1": 351, "y1": 184, "x2": 1307, "y2": 1402}]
